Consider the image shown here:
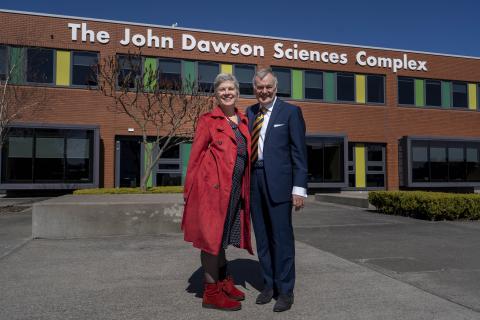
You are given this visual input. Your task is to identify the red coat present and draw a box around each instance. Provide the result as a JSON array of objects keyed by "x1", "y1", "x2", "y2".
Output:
[{"x1": 182, "y1": 106, "x2": 253, "y2": 256}]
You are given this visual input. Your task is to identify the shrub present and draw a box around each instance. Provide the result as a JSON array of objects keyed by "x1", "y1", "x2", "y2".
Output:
[
  {"x1": 368, "y1": 191, "x2": 480, "y2": 221},
  {"x1": 73, "y1": 186, "x2": 183, "y2": 195}
]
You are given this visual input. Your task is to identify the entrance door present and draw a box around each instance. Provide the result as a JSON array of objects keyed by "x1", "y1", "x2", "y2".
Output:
[
  {"x1": 115, "y1": 137, "x2": 141, "y2": 187},
  {"x1": 348, "y1": 143, "x2": 386, "y2": 189}
]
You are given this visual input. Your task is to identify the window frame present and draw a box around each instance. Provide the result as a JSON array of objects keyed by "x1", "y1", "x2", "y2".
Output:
[
  {"x1": 303, "y1": 69, "x2": 324, "y2": 101},
  {"x1": 233, "y1": 63, "x2": 256, "y2": 97},
  {"x1": 70, "y1": 50, "x2": 99, "y2": 88},
  {"x1": 157, "y1": 58, "x2": 183, "y2": 91},
  {"x1": 25, "y1": 47, "x2": 56, "y2": 86},
  {"x1": 335, "y1": 72, "x2": 355, "y2": 103},
  {"x1": 197, "y1": 61, "x2": 220, "y2": 94},
  {"x1": 271, "y1": 67, "x2": 292, "y2": 98},
  {"x1": 366, "y1": 74, "x2": 385, "y2": 105}
]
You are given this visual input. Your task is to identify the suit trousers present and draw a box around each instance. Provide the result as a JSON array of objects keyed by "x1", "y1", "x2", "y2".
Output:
[{"x1": 251, "y1": 166, "x2": 295, "y2": 295}]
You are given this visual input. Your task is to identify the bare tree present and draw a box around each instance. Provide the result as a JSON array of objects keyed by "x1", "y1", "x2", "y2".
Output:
[
  {"x1": 0, "y1": 49, "x2": 49, "y2": 148},
  {"x1": 96, "y1": 52, "x2": 213, "y2": 191}
]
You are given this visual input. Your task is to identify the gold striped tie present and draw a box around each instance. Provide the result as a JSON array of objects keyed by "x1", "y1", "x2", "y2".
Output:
[{"x1": 251, "y1": 106, "x2": 267, "y2": 164}]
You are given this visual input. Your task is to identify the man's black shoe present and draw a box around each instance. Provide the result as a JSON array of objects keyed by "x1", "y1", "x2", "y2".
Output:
[
  {"x1": 255, "y1": 288, "x2": 274, "y2": 304},
  {"x1": 273, "y1": 294, "x2": 294, "y2": 312}
]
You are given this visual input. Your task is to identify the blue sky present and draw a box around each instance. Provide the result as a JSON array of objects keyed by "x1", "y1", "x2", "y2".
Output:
[{"x1": 1, "y1": 0, "x2": 479, "y2": 57}]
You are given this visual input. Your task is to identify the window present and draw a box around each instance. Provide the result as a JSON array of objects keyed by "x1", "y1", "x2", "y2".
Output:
[
  {"x1": 0, "y1": 46, "x2": 7, "y2": 81},
  {"x1": 336, "y1": 73, "x2": 354, "y2": 102},
  {"x1": 27, "y1": 48, "x2": 54, "y2": 84},
  {"x1": 425, "y1": 80, "x2": 441, "y2": 107},
  {"x1": 156, "y1": 144, "x2": 181, "y2": 186},
  {"x1": 197, "y1": 62, "x2": 219, "y2": 93},
  {"x1": 272, "y1": 67, "x2": 291, "y2": 97},
  {"x1": 452, "y1": 82, "x2": 468, "y2": 108},
  {"x1": 158, "y1": 58, "x2": 182, "y2": 90},
  {"x1": 1, "y1": 127, "x2": 95, "y2": 184},
  {"x1": 304, "y1": 71, "x2": 323, "y2": 100},
  {"x1": 117, "y1": 55, "x2": 142, "y2": 89},
  {"x1": 448, "y1": 145, "x2": 465, "y2": 181},
  {"x1": 234, "y1": 64, "x2": 255, "y2": 95},
  {"x1": 412, "y1": 142, "x2": 429, "y2": 182},
  {"x1": 398, "y1": 77, "x2": 414, "y2": 105},
  {"x1": 72, "y1": 51, "x2": 98, "y2": 86},
  {"x1": 367, "y1": 75, "x2": 384, "y2": 104},
  {"x1": 467, "y1": 145, "x2": 480, "y2": 181},
  {"x1": 306, "y1": 137, "x2": 344, "y2": 184}
]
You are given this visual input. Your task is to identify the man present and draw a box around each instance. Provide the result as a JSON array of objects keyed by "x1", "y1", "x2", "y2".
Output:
[{"x1": 246, "y1": 68, "x2": 308, "y2": 312}]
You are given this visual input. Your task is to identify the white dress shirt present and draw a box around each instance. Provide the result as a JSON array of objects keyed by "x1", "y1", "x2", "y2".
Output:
[{"x1": 258, "y1": 97, "x2": 307, "y2": 198}]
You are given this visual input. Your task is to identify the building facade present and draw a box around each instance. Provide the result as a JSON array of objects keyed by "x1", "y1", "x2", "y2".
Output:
[{"x1": 1, "y1": 9, "x2": 480, "y2": 192}]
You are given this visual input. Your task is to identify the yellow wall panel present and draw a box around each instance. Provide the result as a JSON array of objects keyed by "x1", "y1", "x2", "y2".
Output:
[
  {"x1": 355, "y1": 144, "x2": 366, "y2": 188},
  {"x1": 468, "y1": 83, "x2": 477, "y2": 110},
  {"x1": 221, "y1": 64, "x2": 233, "y2": 74},
  {"x1": 56, "y1": 51, "x2": 70, "y2": 86},
  {"x1": 355, "y1": 74, "x2": 365, "y2": 104}
]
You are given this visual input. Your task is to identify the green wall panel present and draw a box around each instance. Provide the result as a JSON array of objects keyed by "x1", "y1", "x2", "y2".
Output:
[
  {"x1": 441, "y1": 81, "x2": 451, "y2": 108},
  {"x1": 292, "y1": 69, "x2": 303, "y2": 99},
  {"x1": 415, "y1": 79, "x2": 424, "y2": 107},
  {"x1": 324, "y1": 72, "x2": 335, "y2": 102},
  {"x1": 143, "y1": 58, "x2": 157, "y2": 90},
  {"x1": 182, "y1": 61, "x2": 196, "y2": 93},
  {"x1": 9, "y1": 47, "x2": 24, "y2": 84},
  {"x1": 181, "y1": 143, "x2": 192, "y2": 185}
]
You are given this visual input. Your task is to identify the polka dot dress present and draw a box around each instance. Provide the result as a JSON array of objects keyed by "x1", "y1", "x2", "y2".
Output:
[{"x1": 221, "y1": 116, "x2": 247, "y2": 249}]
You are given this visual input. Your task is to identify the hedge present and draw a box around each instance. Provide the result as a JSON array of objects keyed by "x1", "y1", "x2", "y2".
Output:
[
  {"x1": 73, "y1": 186, "x2": 183, "y2": 195},
  {"x1": 368, "y1": 191, "x2": 480, "y2": 221}
]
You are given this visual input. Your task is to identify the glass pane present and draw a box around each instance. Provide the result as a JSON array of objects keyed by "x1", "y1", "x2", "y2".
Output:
[
  {"x1": 367, "y1": 75, "x2": 384, "y2": 103},
  {"x1": 235, "y1": 64, "x2": 255, "y2": 83},
  {"x1": 73, "y1": 52, "x2": 97, "y2": 66},
  {"x1": 72, "y1": 65, "x2": 98, "y2": 86},
  {"x1": 8, "y1": 137, "x2": 33, "y2": 157},
  {"x1": 158, "y1": 59, "x2": 181, "y2": 74},
  {"x1": 27, "y1": 48, "x2": 54, "y2": 83},
  {"x1": 117, "y1": 55, "x2": 141, "y2": 88},
  {"x1": 367, "y1": 145, "x2": 383, "y2": 161},
  {"x1": 66, "y1": 158, "x2": 90, "y2": 181},
  {"x1": 307, "y1": 144, "x2": 324, "y2": 183},
  {"x1": 412, "y1": 143, "x2": 429, "y2": 182},
  {"x1": 425, "y1": 80, "x2": 441, "y2": 106},
  {"x1": 337, "y1": 73, "x2": 354, "y2": 102},
  {"x1": 367, "y1": 174, "x2": 385, "y2": 187},
  {"x1": 67, "y1": 138, "x2": 90, "y2": 158},
  {"x1": 430, "y1": 145, "x2": 448, "y2": 181},
  {"x1": 158, "y1": 163, "x2": 180, "y2": 170},
  {"x1": 272, "y1": 68, "x2": 291, "y2": 97},
  {"x1": 398, "y1": 77, "x2": 414, "y2": 105},
  {"x1": 198, "y1": 62, "x2": 219, "y2": 93},
  {"x1": 466, "y1": 146, "x2": 480, "y2": 181},
  {"x1": 324, "y1": 143, "x2": 343, "y2": 182},
  {"x1": 305, "y1": 71, "x2": 323, "y2": 99},
  {"x1": 412, "y1": 146, "x2": 428, "y2": 162},
  {"x1": 36, "y1": 137, "x2": 64, "y2": 158},
  {"x1": 156, "y1": 172, "x2": 181, "y2": 186},
  {"x1": 452, "y1": 82, "x2": 468, "y2": 108},
  {"x1": 448, "y1": 147, "x2": 463, "y2": 162}
]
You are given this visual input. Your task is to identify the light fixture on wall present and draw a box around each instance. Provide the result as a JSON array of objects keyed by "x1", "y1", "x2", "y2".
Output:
[{"x1": 128, "y1": 128, "x2": 134, "y2": 132}]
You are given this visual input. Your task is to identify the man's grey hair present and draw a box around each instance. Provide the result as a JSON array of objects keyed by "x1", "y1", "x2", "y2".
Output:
[
  {"x1": 252, "y1": 68, "x2": 278, "y2": 88},
  {"x1": 214, "y1": 73, "x2": 239, "y2": 94}
]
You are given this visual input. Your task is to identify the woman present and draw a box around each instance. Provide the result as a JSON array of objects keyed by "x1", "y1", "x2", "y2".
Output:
[{"x1": 182, "y1": 73, "x2": 252, "y2": 311}]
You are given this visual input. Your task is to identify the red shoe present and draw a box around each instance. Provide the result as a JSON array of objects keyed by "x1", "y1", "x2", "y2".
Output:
[
  {"x1": 221, "y1": 276, "x2": 245, "y2": 301},
  {"x1": 202, "y1": 282, "x2": 241, "y2": 311}
]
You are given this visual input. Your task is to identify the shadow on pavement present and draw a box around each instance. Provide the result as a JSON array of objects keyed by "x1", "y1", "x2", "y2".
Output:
[{"x1": 186, "y1": 258, "x2": 263, "y2": 298}]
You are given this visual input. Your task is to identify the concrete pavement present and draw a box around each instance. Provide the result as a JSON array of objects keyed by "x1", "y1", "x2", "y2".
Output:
[{"x1": 0, "y1": 198, "x2": 479, "y2": 319}]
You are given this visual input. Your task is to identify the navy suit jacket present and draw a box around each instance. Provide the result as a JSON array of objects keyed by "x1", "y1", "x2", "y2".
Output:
[{"x1": 247, "y1": 98, "x2": 308, "y2": 203}]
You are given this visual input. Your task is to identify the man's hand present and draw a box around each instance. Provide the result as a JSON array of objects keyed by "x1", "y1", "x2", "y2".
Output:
[{"x1": 292, "y1": 195, "x2": 305, "y2": 212}]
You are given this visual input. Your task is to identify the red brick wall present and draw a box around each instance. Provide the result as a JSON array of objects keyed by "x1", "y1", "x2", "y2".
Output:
[{"x1": 1, "y1": 11, "x2": 480, "y2": 189}]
